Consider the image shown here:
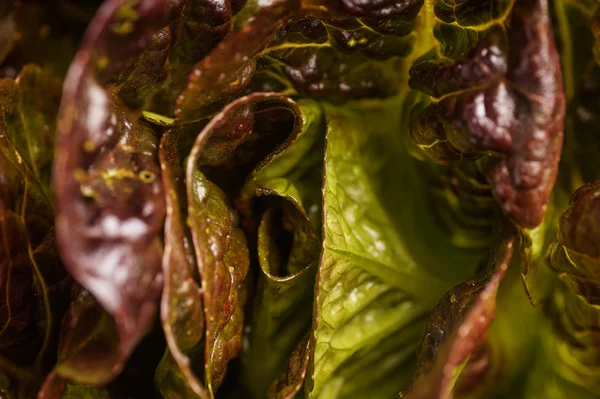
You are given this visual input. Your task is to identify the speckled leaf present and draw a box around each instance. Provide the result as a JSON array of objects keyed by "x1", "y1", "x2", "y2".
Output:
[
  {"x1": 185, "y1": 169, "x2": 249, "y2": 396},
  {"x1": 53, "y1": 0, "x2": 169, "y2": 384},
  {"x1": 409, "y1": 0, "x2": 566, "y2": 229},
  {"x1": 402, "y1": 232, "x2": 515, "y2": 399},
  {"x1": 238, "y1": 99, "x2": 324, "y2": 398},
  {"x1": 184, "y1": 93, "x2": 314, "y2": 395},
  {"x1": 307, "y1": 97, "x2": 485, "y2": 399}
]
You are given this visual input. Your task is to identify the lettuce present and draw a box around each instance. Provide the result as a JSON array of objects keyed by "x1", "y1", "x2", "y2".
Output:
[{"x1": 0, "y1": 0, "x2": 598, "y2": 398}]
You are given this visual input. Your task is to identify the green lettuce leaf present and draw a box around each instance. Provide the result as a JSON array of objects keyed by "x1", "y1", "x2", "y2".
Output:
[{"x1": 306, "y1": 95, "x2": 485, "y2": 399}]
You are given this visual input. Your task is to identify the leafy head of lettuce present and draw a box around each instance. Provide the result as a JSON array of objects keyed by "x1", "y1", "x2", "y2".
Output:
[{"x1": 1, "y1": 0, "x2": 600, "y2": 398}]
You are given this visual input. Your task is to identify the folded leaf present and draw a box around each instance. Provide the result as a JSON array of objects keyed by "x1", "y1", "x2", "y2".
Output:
[
  {"x1": 158, "y1": 92, "x2": 308, "y2": 396},
  {"x1": 184, "y1": 92, "x2": 308, "y2": 395},
  {"x1": 409, "y1": 0, "x2": 566, "y2": 229},
  {"x1": 238, "y1": 99, "x2": 324, "y2": 398},
  {"x1": 53, "y1": 0, "x2": 170, "y2": 384}
]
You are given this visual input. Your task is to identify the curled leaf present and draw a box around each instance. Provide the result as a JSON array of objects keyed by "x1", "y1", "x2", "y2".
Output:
[
  {"x1": 238, "y1": 99, "x2": 324, "y2": 398},
  {"x1": 409, "y1": 0, "x2": 566, "y2": 228},
  {"x1": 183, "y1": 92, "x2": 308, "y2": 395}
]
